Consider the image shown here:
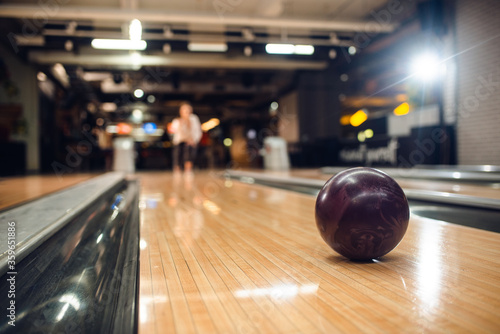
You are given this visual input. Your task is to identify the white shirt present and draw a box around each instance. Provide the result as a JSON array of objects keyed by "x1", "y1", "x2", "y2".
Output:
[{"x1": 171, "y1": 114, "x2": 202, "y2": 145}]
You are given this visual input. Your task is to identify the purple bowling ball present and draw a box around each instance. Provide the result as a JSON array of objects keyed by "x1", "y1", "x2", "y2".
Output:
[{"x1": 315, "y1": 167, "x2": 409, "y2": 260}]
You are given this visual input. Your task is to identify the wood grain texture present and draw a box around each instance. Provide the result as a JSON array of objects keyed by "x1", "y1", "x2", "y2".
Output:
[
  {"x1": 138, "y1": 171, "x2": 500, "y2": 333},
  {"x1": 0, "y1": 173, "x2": 98, "y2": 211}
]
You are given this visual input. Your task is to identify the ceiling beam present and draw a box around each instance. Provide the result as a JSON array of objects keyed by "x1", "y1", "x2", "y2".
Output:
[
  {"x1": 0, "y1": 5, "x2": 396, "y2": 33},
  {"x1": 28, "y1": 51, "x2": 329, "y2": 70},
  {"x1": 40, "y1": 29, "x2": 353, "y2": 46}
]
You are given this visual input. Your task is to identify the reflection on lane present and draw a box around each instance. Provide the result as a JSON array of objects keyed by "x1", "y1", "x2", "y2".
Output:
[
  {"x1": 410, "y1": 201, "x2": 500, "y2": 233},
  {"x1": 237, "y1": 178, "x2": 500, "y2": 233},
  {"x1": 415, "y1": 217, "x2": 444, "y2": 312},
  {"x1": 235, "y1": 284, "x2": 319, "y2": 300}
]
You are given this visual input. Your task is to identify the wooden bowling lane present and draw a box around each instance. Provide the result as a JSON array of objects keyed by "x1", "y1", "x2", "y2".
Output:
[
  {"x1": 138, "y1": 171, "x2": 500, "y2": 333},
  {"x1": 0, "y1": 173, "x2": 98, "y2": 211}
]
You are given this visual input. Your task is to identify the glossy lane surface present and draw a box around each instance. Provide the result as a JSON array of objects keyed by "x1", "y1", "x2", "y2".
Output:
[
  {"x1": 138, "y1": 171, "x2": 500, "y2": 333},
  {"x1": 0, "y1": 174, "x2": 97, "y2": 211}
]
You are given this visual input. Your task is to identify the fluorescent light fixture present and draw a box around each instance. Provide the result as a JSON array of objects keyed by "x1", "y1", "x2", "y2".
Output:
[
  {"x1": 265, "y1": 43, "x2": 314, "y2": 55},
  {"x1": 294, "y1": 45, "x2": 315, "y2": 55},
  {"x1": 91, "y1": 39, "x2": 147, "y2": 50},
  {"x1": 188, "y1": 42, "x2": 228, "y2": 52},
  {"x1": 129, "y1": 19, "x2": 142, "y2": 41},
  {"x1": 266, "y1": 43, "x2": 294, "y2": 54}
]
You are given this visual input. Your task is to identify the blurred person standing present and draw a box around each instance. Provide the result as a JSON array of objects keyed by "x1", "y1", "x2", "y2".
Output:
[{"x1": 170, "y1": 102, "x2": 202, "y2": 175}]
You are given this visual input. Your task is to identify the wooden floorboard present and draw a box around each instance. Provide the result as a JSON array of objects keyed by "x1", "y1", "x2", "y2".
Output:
[{"x1": 137, "y1": 171, "x2": 500, "y2": 333}]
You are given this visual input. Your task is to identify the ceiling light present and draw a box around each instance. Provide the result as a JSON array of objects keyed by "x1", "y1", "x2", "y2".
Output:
[
  {"x1": 201, "y1": 118, "x2": 220, "y2": 132},
  {"x1": 410, "y1": 52, "x2": 442, "y2": 82},
  {"x1": 134, "y1": 89, "x2": 144, "y2": 98},
  {"x1": 132, "y1": 109, "x2": 143, "y2": 123},
  {"x1": 91, "y1": 39, "x2": 147, "y2": 50},
  {"x1": 294, "y1": 45, "x2": 315, "y2": 55},
  {"x1": 348, "y1": 46, "x2": 357, "y2": 55},
  {"x1": 52, "y1": 63, "x2": 70, "y2": 88},
  {"x1": 147, "y1": 95, "x2": 156, "y2": 103},
  {"x1": 265, "y1": 44, "x2": 314, "y2": 55},
  {"x1": 37, "y1": 72, "x2": 47, "y2": 81},
  {"x1": 244, "y1": 46, "x2": 252, "y2": 57},
  {"x1": 357, "y1": 131, "x2": 366, "y2": 142},
  {"x1": 329, "y1": 49, "x2": 337, "y2": 59},
  {"x1": 130, "y1": 52, "x2": 142, "y2": 68},
  {"x1": 350, "y1": 109, "x2": 368, "y2": 127},
  {"x1": 394, "y1": 102, "x2": 410, "y2": 116},
  {"x1": 163, "y1": 43, "x2": 171, "y2": 54},
  {"x1": 340, "y1": 115, "x2": 350, "y2": 125},
  {"x1": 129, "y1": 19, "x2": 142, "y2": 41},
  {"x1": 188, "y1": 42, "x2": 228, "y2": 52},
  {"x1": 265, "y1": 43, "x2": 295, "y2": 54},
  {"x1": 101, "y1": 102, "x2": 117, "y2": 112},
  {"x1": 64, "y1": 40, "x2": 73, "y2": 51}
]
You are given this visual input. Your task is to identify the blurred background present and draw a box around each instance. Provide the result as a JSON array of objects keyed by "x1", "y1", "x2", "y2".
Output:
[{"x1": 0, "y1": 0, "x2": 499, "y2": 175}]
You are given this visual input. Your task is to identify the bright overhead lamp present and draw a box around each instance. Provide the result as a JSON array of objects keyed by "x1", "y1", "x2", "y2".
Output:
[
  {"x1": 129, "y1": 19, "x2": 142, "y2": 41},
  {"x1": 91, "y1": 39, "x2": 147, "y2": 50},
  {"x1": 294, "y1": 45, "x2": 315, "y2": 55},
  {"x1": 201, "y1": 118, "x2": 220, "y2": 132},
  {"x1": 350, "y1": 109, "x2": 368, "y2": 127},
  {"x1": 410, "y1": 52, "x2": 442, "y2": 82},
  {"x1": 188, "y1": 42, "x2": 228, "y2": 52},
  {"x1": 134, "y1": 89, "x2": 144, "y2": 98},
  {"x1": 265, "y1": 43, "x2": 315, "y2": 55},
  {"x1": 394, "y1": 102, "x2": 410, "y2": 116},
  {"x1": 265, "y1": 43, "x2": 295, "y2": 54}
]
